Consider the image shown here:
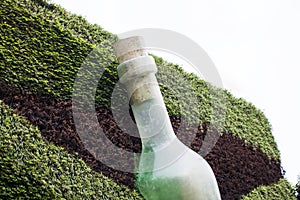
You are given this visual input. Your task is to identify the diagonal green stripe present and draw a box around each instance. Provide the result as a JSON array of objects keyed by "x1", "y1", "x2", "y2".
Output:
[{"x1": 0, "y1": 100, "x2": 144, "y2": 199}]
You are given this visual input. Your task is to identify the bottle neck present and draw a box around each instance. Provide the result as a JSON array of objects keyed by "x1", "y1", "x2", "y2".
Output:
[
  {"x1": 131, "y1": 88, "x2": 177, "y2": 150},
  {"x1": 113, "y1": 37, "x2": 176, "y2": 150}
]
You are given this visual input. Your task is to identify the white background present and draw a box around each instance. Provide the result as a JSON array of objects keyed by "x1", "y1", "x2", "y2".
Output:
[{"x1": 51, "y1": 0, "x2": 300, "y2": 185}]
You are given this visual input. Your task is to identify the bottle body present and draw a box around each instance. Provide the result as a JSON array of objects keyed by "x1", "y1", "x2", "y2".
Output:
[{"x1": 132, "y1": 98, "x2": 221, "y2": 200}]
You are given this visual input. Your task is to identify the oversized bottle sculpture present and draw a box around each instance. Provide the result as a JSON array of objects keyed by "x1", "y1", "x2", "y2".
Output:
[{"x1": 114, "y1": 36, "x2": 221, "y2": 200}]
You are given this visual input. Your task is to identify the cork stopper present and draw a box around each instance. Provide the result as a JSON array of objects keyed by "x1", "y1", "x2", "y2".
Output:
[
  {"x1": 114, "y1": 36, "x2": 159, "y2": 105},
  {"x1": 113, "y1": 36, "x2": 148, "y2": 64}
]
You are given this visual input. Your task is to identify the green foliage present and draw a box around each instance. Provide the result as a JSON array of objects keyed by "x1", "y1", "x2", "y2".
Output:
[
  {"x1": 241, "y1": 179, "x2": 297, "y2": 200},
  {"x1": 155, "y1": 57, "x2": 280, "y2": 160},
  {"x1": 223, "y1": 92, "x2": 280, "y2": 161},
  {"x1": 0, "y1": 0, "x2": 112, "y2": 99},
  {"x1": 0, "y1": 100, "x2": 143, "y2": 199},
  {"x1": 19, "y1": 0, "x2": 117, "y2": 44},
  {"x1": 0, "y1": 0, "x2": 280, "y2": 161},
  {"x1": 0, "y1": 0, "x2": 291, "y2": 198}
]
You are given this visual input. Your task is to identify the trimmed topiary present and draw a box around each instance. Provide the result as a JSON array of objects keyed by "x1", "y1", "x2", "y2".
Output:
[
  {"x1": 241, "y1": 179, "x2": 296, "y2": 200},
  {"x1": 0, "y1": 0, "x2": 296, "y2": 199},
  {"x1": 0, "y1": 100, "x2": 143, "y2": 199}
]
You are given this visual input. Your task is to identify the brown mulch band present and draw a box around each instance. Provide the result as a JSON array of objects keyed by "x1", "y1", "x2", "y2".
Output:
[{"x1": 0, "y1": 83, "x2": 282, "y2": 200}]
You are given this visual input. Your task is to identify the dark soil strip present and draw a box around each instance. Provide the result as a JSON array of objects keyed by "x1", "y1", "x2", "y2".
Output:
[{"x1": 0, "y1": 83, "x2": 282, "y2": 200}]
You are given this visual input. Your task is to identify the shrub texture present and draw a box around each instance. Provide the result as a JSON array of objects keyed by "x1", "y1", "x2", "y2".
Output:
[{"x1": 0, "y1": 0, "x2": 296, "y2": 199}]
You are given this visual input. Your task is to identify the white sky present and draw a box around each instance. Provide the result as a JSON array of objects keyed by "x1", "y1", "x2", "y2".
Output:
[{"x1": 51, "y1": 0, "x2": 300, "y2": 185}]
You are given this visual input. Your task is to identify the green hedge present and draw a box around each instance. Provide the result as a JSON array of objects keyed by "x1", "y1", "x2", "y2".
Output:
[
  {"x1": 155, "y1": 57, "x2": 280, "y2": 160},
  {"x1": 241, "y1": 179, "x2": 296, "y2": 200},
  {"x1": 0, "y1": 100, "x2": 143, "y2": 199},
  {"x1": 1, "y1": 0, "x2": 295, "y2": 198},
  {"x1": 0, "y1": 0, "x2": 99, "y2": 98},
  {"x1": 0, "y1": 0, "x2": 280, "y2": 161},
  {"x1": 18, "y1": 0, "x2": 117, "y2": 45}
]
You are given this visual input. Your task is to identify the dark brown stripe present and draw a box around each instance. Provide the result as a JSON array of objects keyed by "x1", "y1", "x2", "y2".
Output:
[{"x1": 0, "y1": 83, "x2": 282, "y2": 200}]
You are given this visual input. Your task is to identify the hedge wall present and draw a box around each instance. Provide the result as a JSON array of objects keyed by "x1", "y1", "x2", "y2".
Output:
[
  {"x1": 0, "y1": 0, "x2": 296, "y2": 199},
  {"x1": 241, "y1": 179, "x2": 296, "y2": 200},
  {"x1": 0, "y1": 0, "x2": 280, "y2": 161},
  {"x1": 0, "y1": 100, "x2": 143, "y2": 199}
]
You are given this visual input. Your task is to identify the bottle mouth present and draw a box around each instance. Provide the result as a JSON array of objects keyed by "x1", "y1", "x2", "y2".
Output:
[{"x1": 113, "y1": 36, "x2": 147, "y2": 64}]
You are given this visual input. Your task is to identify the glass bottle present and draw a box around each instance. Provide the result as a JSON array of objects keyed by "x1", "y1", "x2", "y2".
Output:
[{"x1": 114, "y1": 36, "x2": 221, "y2": 200}]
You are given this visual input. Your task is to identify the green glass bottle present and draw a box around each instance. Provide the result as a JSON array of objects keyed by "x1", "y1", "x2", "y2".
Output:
[{"x1": 114, "y1": 36, "x2": 221, "y2": 200}]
